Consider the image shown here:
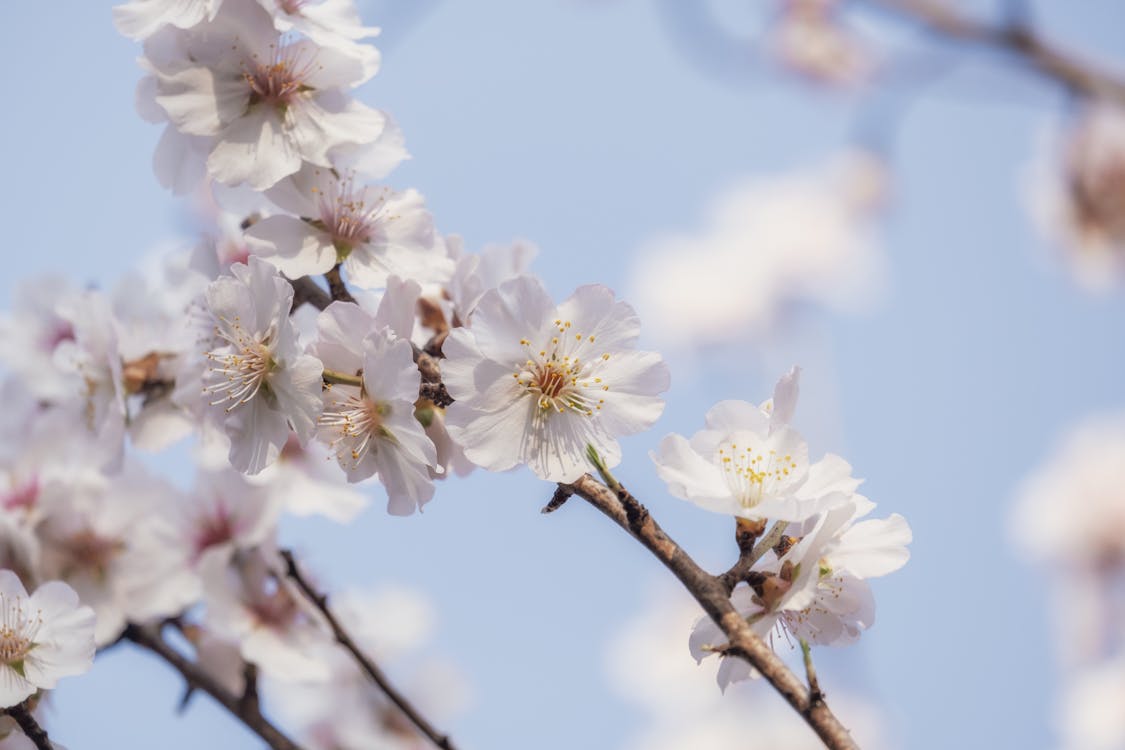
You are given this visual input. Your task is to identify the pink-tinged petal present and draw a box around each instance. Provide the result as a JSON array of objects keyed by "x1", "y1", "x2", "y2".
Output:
[
  {"x1": 288, "y1": 93, "x2": 385, "y2": 168},
  {"x1": 156, "y1": 65, "x2": 248, "y2": 137},
  {"x1": 153, "y1": 125, "x2": 208, "y2": 196},
  {"x1": 208, "y1": 109, "x2": 300, "y2": 190},
  {"x1": 594, "y1": 350, "x2": 670, "y2": 436},
  {"x1": 226, "y1": 397, "x2": 289, "y2": 474},
  {"x1": 703, "y1": 400, "x2": 770, "y2": 436},
  {"x1": 651, "y1": 434, "x2": 733, "y2": 511},
  {"x1": 555, "y1": 285, "x2": 642, "y2": 353},
  {"x1": 373, "y1": 276, "x2": 421, "y2": 341},
  {"x1": 361, "y1": 336, "x2": 417, "y2": 403},
  {"x1": 246, "y1": 215, "x2": 336, "y2": 279},
  {"x1": 314, "y1": 301, "x2": 373, "y2": 373},
  {"x1": 445, "y1": 401, "x2": 531, "y2": 474},
  {"x1": 769, "y1": 365, "x2": 801, "y2": 432},
  {"x1": 114, "y1": 0, "x2": 215, "y2": 40},
  {"x1": 833, "y1": 513, "x2": 912, "y2": 579},
  {"x1": 270, "y1": 354, "x2": 325, "y2": 444}
]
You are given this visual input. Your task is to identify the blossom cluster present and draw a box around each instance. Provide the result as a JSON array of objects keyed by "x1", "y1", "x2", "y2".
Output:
[
  {"x1": 652, "y1": 369, "x2": 911, "y2": 689},
  {"x1": 0, "y1": 0, "x2": 914, "y2": 744}
]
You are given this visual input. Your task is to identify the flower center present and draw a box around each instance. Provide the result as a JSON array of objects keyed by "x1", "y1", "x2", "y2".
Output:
[
  {"x1": 311, "y1": 174, "x2": 389, "y2": 258},
  {"x1": 513, "y1": 320, "x2": 608, "y2": 421},
  {"x1": 243, "y1": 44, "x2": 314, "y2": 110},
  {"x1": 718, "y1": 438, "x2": 801, "y2": 509},
  {"x1": 205, "y1": 318, "x2": 275, "y2": 413},
  {"x1": 0, "y1": 592, "x2": 41, "y2": 667},
  {"x1": 320, "y1": 388, "x2": 392, "y2": 466},
  {"x1": 60, "y1": 529, "x2": 124, "y2": 579}
]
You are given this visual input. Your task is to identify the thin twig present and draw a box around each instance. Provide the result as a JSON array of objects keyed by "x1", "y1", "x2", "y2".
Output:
[
  {"x1": 3, "y1": 702, "x2": 52, "y2": 750},
  {"x1": 856, "y1": 0, "x2": 1125, "y2": 103},
  {"x1": 801, "y1": 639, "x2": 824, "y2": 706},
  {"x1": 278, "y1": 550, "x2": 458, "y2": 750},
  {"x1": 563, "y1": 474, "x2": 859, "y2": 750},
  {"x1": 124, "y1": 623, "x2": 304, "y2": 750}
]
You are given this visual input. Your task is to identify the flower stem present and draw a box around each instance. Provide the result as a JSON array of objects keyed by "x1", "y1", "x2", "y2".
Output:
[{"x1": 323, "y1": 369, "x2": 364, "y2": 388}]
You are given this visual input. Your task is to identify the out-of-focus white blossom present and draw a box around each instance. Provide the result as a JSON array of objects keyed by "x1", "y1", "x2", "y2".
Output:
[
  {"x1": 628, "y1": 152, "x2": 886, "y2": 347},
  {"x1": 1027, "y1": 104, "x2": 1125, "y2": 291},
  {"x1": 608, "y1": 583, "x2": 888, "y2": 750}
]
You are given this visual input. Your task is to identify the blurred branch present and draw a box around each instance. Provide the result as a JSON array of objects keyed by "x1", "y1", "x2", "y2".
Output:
[
  {"x1": 856, "y1": 0, "x2": 1125, "y2": 103},
  {"x1": 279, "y1": 550, "x2": 459, "y2": 750},
  {"x1": 124, "y1": 623, "x2": 304, "y2": 750},
  {"x1": 560, "y1": 474, "x2": 859, "y2": 750},
  {"x1": 3, "y1": 701, "x2": 52, "y2": 750}
]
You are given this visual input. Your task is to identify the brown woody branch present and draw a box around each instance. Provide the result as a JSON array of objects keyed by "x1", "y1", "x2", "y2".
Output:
[
  {"x1": 124, "y1": 623, "x2": 304, "y2": 750},
  {"x1": 279, "y1": 550, "x2": 458, "y2": 750},
  {"x1": 561, "y1": 474, "x2": 859, "y2": 750},
  {"x1": 3, "y1": 701, "x2": 52, "y2": 750},
  {"x1": 857, "y1": 0, "x2": 1125, "y2": 103}
]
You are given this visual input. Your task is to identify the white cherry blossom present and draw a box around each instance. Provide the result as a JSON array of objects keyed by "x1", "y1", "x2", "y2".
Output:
[
  {"x1": 442, "y1": 276, "x2": 670, "y2": 483},
  {"x1": 652, "y1": 370, "x2": 856, "y2": 522},
  {"x1": 0, "y1": 571, "x2": 95, "y2": 708},
  {"x1": 182, "y1": 257, "x2": 323, "y2": 475},
  {"x1": 312, "y1": 299, "x2": 436, "y2": 514},
  {"x1": 146, "y1": 0, "x2": 394, "y2": 190},
  {"x1": 248, "y1": 165, "x2": 446, "y2": 288}
]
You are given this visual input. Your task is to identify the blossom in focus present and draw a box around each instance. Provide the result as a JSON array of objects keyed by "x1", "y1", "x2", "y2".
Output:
[
  {"x1": 312, "y1": 300, "x2": 437, "y2": 515},
  {"x1": 689, "y1": 496, "x2": 908, "y2": 690},
  {"x1": 0, "y1": 570, "x2": 95, "y2": 708},
  {"x1": 628, "y1": 152, "x2": 886, "y2": 348},
  {"x1": 247, "y1": 165, "x2": 446, "y2": 288},
  {"x1": 442, "y1": 276, "x2": 670, "y2": 482},
  {"x1": 652, "y1": 368, "x2": 857, "y2": 522},
  {"x1": 144, "y1": 0, "x2": 393, "y2": 190},
  {"x1": 178, "y1": 256, "x2": 323, "y2": 475}
]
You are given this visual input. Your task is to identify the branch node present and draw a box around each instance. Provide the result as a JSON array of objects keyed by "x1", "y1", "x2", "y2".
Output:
[{"x1": 542, "y1": 485, "x2": 574, "y2": 514}]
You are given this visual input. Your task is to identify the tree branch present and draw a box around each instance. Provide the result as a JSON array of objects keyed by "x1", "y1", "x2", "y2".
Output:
[
  {"x1": 123, "y1": 623, "x2": 305, "y2": 750},
  {"x1": 3, "y1": 701, "x2": 52, "y2": 750},
  {"x1": 856, "y1": 0, "x2": 1125, "y2": 103},
  {"x1": 278, "y1": 550, "x2": 458, "y2": 750},
  {"x1": 324, "y1": 265, "x2": 356, "y2": 304},
  {"x1": 290, "y1": 276, "x2": 332, "y2": 312},
  {"x1": 561, "y1": 474, "x2": 859, "y2": 750}
]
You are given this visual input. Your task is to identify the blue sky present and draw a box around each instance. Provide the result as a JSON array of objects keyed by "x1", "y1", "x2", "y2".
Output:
[{"x1": 3, "y1": 1, "x2": 1125, "y2": 748}]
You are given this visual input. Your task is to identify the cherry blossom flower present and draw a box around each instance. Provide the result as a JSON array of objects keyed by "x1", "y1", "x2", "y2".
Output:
[
  {"x1": 256, "y1": 0, "x2": 382, "y2": 79},
  {"x1": 628, "y1": 152, "x2": 886, "y2": 347},
  {"x1": 146, "y1": 0, "x2": 395, "y2": 190},
  {"x1": 442, "y1": 276, "x2": 670, "y2": 483},
  {"x1": 248, "y1": 165, "x2": 446, "y2": 288},
  {"x1": 652, "y1": 369, "x2": 856, "y2": 522},
  {"x1": 201, "y1": 547, "x2": 331, "y2": 681},
  {"x1": 0, "y1": 571, "x2": 96, "y2": 708},
  {"x1": 113, "y1": 0, "x2": 225, "y2": 40},
  {"x1": 180, "y1": 256, "x2": 323, "y2": 475},
  {"x1": 311, "y1": 300, "x2": 437, "y2": 514},
  {"x1": 1028, "y1": 104, "x2": 1125, "y2": 291}
]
